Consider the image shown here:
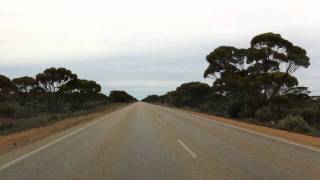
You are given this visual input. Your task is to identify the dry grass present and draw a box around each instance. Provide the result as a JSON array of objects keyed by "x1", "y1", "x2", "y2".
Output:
[{"x1": 0, "y1": 104, "x2": 125, "y2": 155}]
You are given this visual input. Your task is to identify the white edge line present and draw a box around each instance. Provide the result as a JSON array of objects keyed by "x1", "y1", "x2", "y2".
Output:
[
  {"x1": 151, "y1": 104, "x2": 320, "y2": 153},
  {"x1": 191, "y1": 114, "x2": 320, "y2": 153},
  {"x1": 0, "y1": 115, "x2": 109, "y2": 171},
  {"x1": 177, "y1": 139, "x2": 197, "y2": 158}
]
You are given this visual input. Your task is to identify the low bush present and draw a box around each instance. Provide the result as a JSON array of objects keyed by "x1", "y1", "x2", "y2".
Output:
[
  {"x1": 299, "y1": 104, "x2": 320, "y2": 124},
  {"x1": 48, "y1": 115, "x2": 59, "y2": 122},
  {"x1": 199, "y1": 104, "x2": 211, "y2": 113},
  {"x1": 239, "y1": 104, "x2": 254, "y2": 118},
  {"x1": 14, "y1": 106, "x2": 35, "y2": 118},
  {"x1": 0, "y1": 105, "x2": 16, "y2": 117},
  {"x1": 276, "y1": 115, "x2": 312, "y2": 133},
  {"x1": 228, "y1": 101, "x2": 244, "y2": 118},
  {"x1": 255, "y1": 106, "x2": 273, "y2": 121},
  {"x1": 0, "y1": 123, "x2": 14, "y2": 131}
]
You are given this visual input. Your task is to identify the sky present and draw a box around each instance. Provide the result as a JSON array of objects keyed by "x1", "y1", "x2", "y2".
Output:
[{"x1": 0, "y1": 0, "x2": 319, "y2": 99}]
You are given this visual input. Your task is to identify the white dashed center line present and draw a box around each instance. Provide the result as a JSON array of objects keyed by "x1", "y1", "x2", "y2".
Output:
[
  {"x1": 177, "y1": 139, "x2": 197, "y2": 158},
  {"x1": 156, "y1": 118, "x2": 162, "y2": 123}
]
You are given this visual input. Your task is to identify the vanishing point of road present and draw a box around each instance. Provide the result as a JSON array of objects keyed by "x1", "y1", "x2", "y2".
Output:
[{"x1": 0, "y1": 102, "x2": 319, "y2": 180}]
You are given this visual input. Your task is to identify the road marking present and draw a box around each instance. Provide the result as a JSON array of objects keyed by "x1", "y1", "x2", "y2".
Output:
[
  {"x1": 154, "y1": 104, "x2": 320, "y2": 153},
  {"x1": 0, "y1": 115, "x2": 111, "y2": 171},
  {"x1": 191, "y1": 114, "x2": 320, "y2": 153},
  {"x1": 177, "y1": 139, "x2": 197, "y2": 158},
  {"x1": 156, "y1": 118, "x2": 162, "y2": 123}
]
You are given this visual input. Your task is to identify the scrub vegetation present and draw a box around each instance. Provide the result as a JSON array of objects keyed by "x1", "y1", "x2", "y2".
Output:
[
  {"x1": 0, "y1": 67, "x2": 137, "y2": 135},
  {"x1": 143, "y1": 32, "x2": 320, "y2": 136}
]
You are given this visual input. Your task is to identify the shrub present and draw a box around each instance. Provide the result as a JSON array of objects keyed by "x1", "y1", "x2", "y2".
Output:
[
  {"x1": 299, "y1": 104, "x2": 320, "y2": 124},
  {"x1": 255, "y1": 106, "x2": 273, "y2": 121},
  {"x1": 228, "y1": 101, "x2": 244, "y2": 118},
  {"x1": 14, "y1": 106, "x2": 35, "y2": 118},
  {"x1": 48, "y1": 115, "x2": 58, "y2": 121},
  {"x1": 239, "y1": 104, "x2": 254, "y2": 118},
  {"x1": 199, "y1": 102, "x2": 217, "y2": 113},
  {"x1": 0, "y1": 123, "x2": 14, "y2": 131},
  {"x1": 199, "y1": 104, "x2": 210, "y2": 112},
  {"x1": 0, "y1": 105, "x2": 16, "y2": 117},
  {"x1": 276, "y1": 115, "x2": 312, "y2": 133}
]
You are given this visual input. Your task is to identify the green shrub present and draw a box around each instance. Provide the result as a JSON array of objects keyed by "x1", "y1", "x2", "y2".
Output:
[
  {"x1": 199, "y1": 102, "x2": 217, "y2": 113},
  {"x1": 299, "y1": 105, "x2": 320, "y2": 124},
  {"x1": 14, "y1": 106, "x2": 34, "y2": 118},
  {"x1": 0, "y1": 123, "x2": 14, "y2": 131},
  {"x1": 276, "y1": 115, "x2": 312, "y2": 133},
  {"x1": 255, "y1": 106, "x2": 273, "y2": 121},
  {"x1": 268, "y1": 96, "x2": 291, "y2": 120},
  {"x1": 228, "y1": 101, "x2": 244, "y2": 118},
  {"x1": 48, "y1": 115, "x2": 58, "y2": 121},
  {"x1": 239, "y1": 104, "x2": 254, "y2": 118},
  {"x1": 0, "y1": 105, "x2": 16, "y2": 117}
]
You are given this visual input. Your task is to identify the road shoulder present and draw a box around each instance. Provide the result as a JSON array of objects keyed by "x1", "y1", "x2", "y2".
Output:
[
  {"x1": 167, "y1": 106, "x2": 320, "y2": 150},
  {"x1": 0, "y1": 104, "x2": 126, "y2": 156}
]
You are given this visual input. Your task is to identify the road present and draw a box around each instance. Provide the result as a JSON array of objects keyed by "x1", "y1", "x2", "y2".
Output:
[{"x1": 0, "y1": 102, "x2": 319, "y2": 180}]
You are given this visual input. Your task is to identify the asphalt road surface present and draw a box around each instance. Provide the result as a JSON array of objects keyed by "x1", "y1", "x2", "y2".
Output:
[{"x1": 0, "y1": 102, "x2": 319, "y2": 180}]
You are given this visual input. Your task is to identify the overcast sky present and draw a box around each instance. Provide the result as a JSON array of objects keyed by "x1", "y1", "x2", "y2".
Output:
[{"x1": 1, "y1": 0, "x2": 319, "y2": 99}]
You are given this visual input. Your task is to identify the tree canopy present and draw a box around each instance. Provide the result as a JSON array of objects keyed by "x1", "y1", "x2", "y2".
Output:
[
  {"x1": 12, "y1": 76, "x2": 37, "y2": 93},
  {"x1": 204, "y1": 32, "x2": 310, "y2": 99},
  {"x1": 60, "y1": 79, "x2": 101, "y2": 94},
  {"x1": 0, "y1": 75, "x2": 14, "y2": 93},
  {"x1": 143, "y1": 32, "x2": 319, "y2": 136},
  {"x1": 36, "y1": 67, "x2": 77, "y2": 93},
  {"x1": 109, "y1": 90, "x2": 137, "y2": 103}
]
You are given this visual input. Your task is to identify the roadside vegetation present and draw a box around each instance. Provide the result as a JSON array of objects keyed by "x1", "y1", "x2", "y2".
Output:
[
  {"x1": 142, "y1": 32, "x2": 320, "y2": 136},
  {"x1": 0, "y1": 67, "x2": 137, "y2": 135}
]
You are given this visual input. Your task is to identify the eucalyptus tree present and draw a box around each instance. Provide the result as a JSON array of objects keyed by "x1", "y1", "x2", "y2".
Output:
[
  {"x1": 60, "y1": 79, "x2": 101, "y2": 94},
  {"x1": 203, "y1": 33, "x2": 311, "y2": 118},
  {"x1": 36, "y1": 67, "x2": 78, "y2": 111},
  {"x1": 204, "y1": 46, "x2": 251, "y2": 97},
  {"x1": 204, "y1": 46, "x2": 247, "y2": 79},
  {"x1": 60, "y1": 79, "x2": 102, "y2": 110},
  {"x1": 0, "y1": 75, "x2": 14, "y2": 93},
  {"x1": 12, "y1": 76, "x2": 37, "y2": 93},
  {"x1": 109, "y1": 91, "x2": 137, "y2": 103},
  {"x1": 248, "y1": 32, "x2": 309, "y2": 74},
  {"x1": 171, "y1": 82, "x2": 211, "y2": 107},
  {"x1": 12, "y1": 76, "x2": 38, "y2": 104},
  {"x1": 36, "y1": 67, "x2": 78, "y2": 93},
  {"x1": 0, "y1": 75, "x2": 15, "y2": 102},
  {"x1": 247, "y1": 33, "x2": 310, "y2": 97},
  {"x1": 204, "y1": 33, "x2": 310, "y2": 99}
]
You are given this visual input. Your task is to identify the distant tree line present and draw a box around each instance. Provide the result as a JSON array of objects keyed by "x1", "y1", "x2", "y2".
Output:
[
  {"x1": 143, "y1": 33, "x2": 320, "y2": 136},
  {"x1": 0, "y1": 67, "x2": 137, "y2": 120}
]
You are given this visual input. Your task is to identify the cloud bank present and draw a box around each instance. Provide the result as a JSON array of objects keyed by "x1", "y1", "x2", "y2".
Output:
[{"x1": 1, "y1": 0, "x2": 319, "y2": 98}]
